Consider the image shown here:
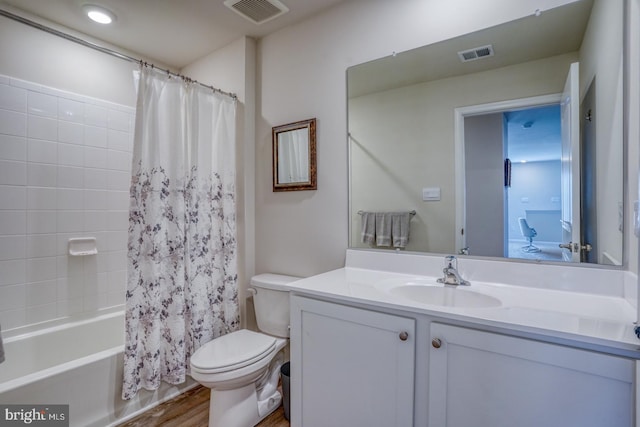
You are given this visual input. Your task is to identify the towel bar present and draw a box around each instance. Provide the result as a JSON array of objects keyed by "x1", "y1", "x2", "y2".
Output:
[{"x1": 357, "y1": 210, "x2": 416, "y2": 216}]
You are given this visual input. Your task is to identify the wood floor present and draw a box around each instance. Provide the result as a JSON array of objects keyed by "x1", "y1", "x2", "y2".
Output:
[{"x1": 117, "y1": 385, "x2": 290, "y2": 427}]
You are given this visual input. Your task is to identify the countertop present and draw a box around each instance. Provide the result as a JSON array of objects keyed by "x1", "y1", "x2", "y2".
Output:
[{"x1": 287, "y1": 265, "x2": 640, "y2": 358}]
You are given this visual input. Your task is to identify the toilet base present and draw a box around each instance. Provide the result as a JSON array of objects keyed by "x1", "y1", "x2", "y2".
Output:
[{"x1": 208, "y1": 384, "x2": 282, "y2": 427}]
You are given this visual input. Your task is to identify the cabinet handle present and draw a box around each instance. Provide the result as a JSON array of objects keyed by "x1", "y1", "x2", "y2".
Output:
[
  {"x1": 399, "y1": 331, "x2": 409, "y2": 341},
  {"x1": 432, "y1": 338, "x2": 442, "y2": 349}
]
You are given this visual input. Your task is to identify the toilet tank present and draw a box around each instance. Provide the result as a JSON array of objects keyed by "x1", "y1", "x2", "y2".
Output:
[{"x1": 250, "y1": 273, "x2": 299, "y2": 338}]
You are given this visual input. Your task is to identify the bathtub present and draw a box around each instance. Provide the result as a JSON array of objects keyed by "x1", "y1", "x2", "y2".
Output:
[{"x1": 0, "y1": 311, "x2": 196, "y2": 427}]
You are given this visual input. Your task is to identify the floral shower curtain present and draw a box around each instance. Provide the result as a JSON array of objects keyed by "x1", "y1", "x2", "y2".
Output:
[{"x1": 122, "y1": 67, "x2": 238, "y2": 400}]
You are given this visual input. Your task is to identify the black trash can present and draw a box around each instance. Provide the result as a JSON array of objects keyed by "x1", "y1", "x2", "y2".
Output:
[{"x1": 280, "y1": 361, "x2": 290, "y2": 420}]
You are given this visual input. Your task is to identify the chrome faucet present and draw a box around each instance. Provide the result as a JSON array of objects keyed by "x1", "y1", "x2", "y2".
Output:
[{"x1": 437, "y1": 255, "x2": 470, "y2": 286}]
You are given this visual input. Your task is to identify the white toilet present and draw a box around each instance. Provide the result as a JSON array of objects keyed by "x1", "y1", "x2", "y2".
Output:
[{"x1": 190, "y1": 273, "x2": 298, "y2": 427}]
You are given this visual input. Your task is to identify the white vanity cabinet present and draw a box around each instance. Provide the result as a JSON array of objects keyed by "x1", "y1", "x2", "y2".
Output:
[
  {"x1": 428, "y1": 323, "x2": 635, "y2": 427},
  {"x1": 290, "y1": 295, "x2": 416, "y2": 427}
]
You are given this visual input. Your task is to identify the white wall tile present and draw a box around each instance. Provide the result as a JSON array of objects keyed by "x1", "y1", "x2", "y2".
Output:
[
  {"x1": 58, "y1": 142, "x2": 84, "y2": 167},
  {"x1": 0, "y1": 284, "x2": 26, "y2": 311},
  {"x1": 85, "y1": 189, "x2": 108, "y2": 210},
  {"x1": 83, "y1": 293, "x2": 108, "y2": 311},
  {"x1": 26, "y1": 302, "x2": 57, "y2": 324},
  {"x1": 0, "y1": 308, "x2": 27, "y2": 330},
  {"x1": 107, "y1": 149, "x2": 131, "y2": 171},
  {"x1": 28, "y1": 91, "x2": 58, "y2": 118},
  {"x1": 84, "y1": 210, "x2": 107, "y2": 232},
  {"x1": 105, "y1": 250, "x2": 127, "y2": 272},
  {"x1": 27, "y1": 163, "x2": 57, "y2": 187},
  {"x1": 58, "y1": 121, "x2": 84, "y2": 145},
  {"x1": 106, "y1": 291, "x2": 125, "y2": 308},
  {"x1": 57, "y1": 211, "x2": 84, "y2": 232},
  {"x1": 58, "y1": 98, "x2": 84, "y2": 124},
  {"x1": 0, "y1": 109, "x2": 27, "y2": 136},
  {"x1": 0, "y1": 259, "x2": 26, "y2": 286},
  {"x1": 0, "y1": 185, "x2": 26, "y2": 209},
  {"x1": 26, "y1": 256, "x2": 57, "y2": 283},
  {"x1": 106, "y1": 231, "x2": 128, "y2": 251},
  {"x1": 108, "y1": 129, "x2": 132, "y2": 152},
  {"x1": 84, "y1": 146, "x2": 107, "y2": 169},
  {"x1": 0, "y1": 134, "x2": 27, "y2": 161},
  {"x1": 27, "y1": 234, "x2": 57, "y2": 258},
  {"x1": 27, "y1": 138, "x2": 57, "y2": 164},
  {"x1": 57, "y1": 297, "x2": 84, "y2": 316},
  {"x1": 57, "y1": 189, "x2": 84, "y2": 210},
  {"x1": 108, "y1": 109, "x2": 132, "y2": 132},
  {"x1": 0, "y1": 211, "x2": 26, "y2": 235},
  {"x1": 108, "y1": 210, "x2": 129, "y2": 232},
  {"x1": 85, "y1": 104, "x2": 107, "y2": 127},
  {"x1": 57, "y1": 166, "x2": 84, "y2": 189},
  {"x1": 84, "y1": 125, "x2": 107, "y2": 148},
  {"x1": 0, "y1": 235, "x2": 26, "y2": 260},
  {"x1": 0, "y1": 160, "x2": 26, "y2": 185},
  {"x1": 107, "y1": 170, "x2": 130, "y2": 191},
  {"x1": 84, "y1": 168, "x2": 108, "y2": 190},
  {"x1": 108, "y1": 190, "x2": 129, "y2": 211},
  {"x1": 27, "y1": 187, "x2": 57, "y2": 210},
  {"x1": 57, "y1": 277, "x2": 83, "y2": 300},
  {"x1": 57, "y1": 253, "x2": 85, "y2": 278},
  {"x1": 26, "y1": 279, "x2": 57, "y2": 306},
  {"x1": 0, "y1": 84, "x2": 27, "y2": 112},
  {"x1": 27, "y1": 211, "x2": 57, "y2": 234},
  {"x1": 27, "y1": 115, "x2": 57, "y2": 140}
]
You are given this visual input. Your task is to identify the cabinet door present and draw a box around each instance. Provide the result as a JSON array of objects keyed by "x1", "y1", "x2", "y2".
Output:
[
  {"x1": 290, "y1": 296, "x2": 415, "y2": 427},
  {"x1": 429, "y1": 323, "x2": 634, "y2": 427}
]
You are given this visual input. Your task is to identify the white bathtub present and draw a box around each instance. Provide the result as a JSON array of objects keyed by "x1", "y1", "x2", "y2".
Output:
[{"x1": 0, "y1": 311, "x2": 196, "y2": 427}]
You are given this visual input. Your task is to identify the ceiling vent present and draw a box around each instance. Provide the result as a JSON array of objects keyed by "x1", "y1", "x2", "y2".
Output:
[
  {"x1": 457, "y1": 44, "x2": 495, "y2": 62},
  {"x1": 224, "y1": 0, "x2": 289, "y2": 25}
]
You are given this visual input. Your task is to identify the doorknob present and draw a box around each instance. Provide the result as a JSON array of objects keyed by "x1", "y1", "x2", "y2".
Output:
[{"x1": 558, "y1": 243, "x2": 574, "y2": 251}]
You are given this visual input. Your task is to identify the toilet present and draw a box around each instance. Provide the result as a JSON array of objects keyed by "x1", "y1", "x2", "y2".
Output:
[{"x1": 190, "y1": 273, "x2": 299, "y2": 427}]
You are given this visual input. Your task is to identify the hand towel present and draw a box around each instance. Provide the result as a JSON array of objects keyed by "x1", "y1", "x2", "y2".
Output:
[
  {"x1": 375, "y1": 212, "x2": 392, "y2": 246},
  {"x1": 360, "y1": 212, "x2": 376, "y2": 245},
  {"x1": 391, "y1": 212, "x2": 411, "y2": 248}
]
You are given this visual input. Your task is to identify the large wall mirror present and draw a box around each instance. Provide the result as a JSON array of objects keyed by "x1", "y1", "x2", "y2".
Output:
[{"x1": 348, "y1": 0, "x2": 625, "y2": 266}]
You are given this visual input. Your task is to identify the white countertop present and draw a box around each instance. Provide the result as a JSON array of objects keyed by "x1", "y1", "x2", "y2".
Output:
[{"x1": 287, "y1": 251, "x2": 640, "y2": 357}]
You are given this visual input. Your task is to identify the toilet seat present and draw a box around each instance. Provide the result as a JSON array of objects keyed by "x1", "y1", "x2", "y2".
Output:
[{"x1": 191, "y1": 329, "x2": 276, "y2": 374}]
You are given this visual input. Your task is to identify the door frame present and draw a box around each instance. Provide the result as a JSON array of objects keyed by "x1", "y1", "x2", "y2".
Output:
[{"x1": 453, "y1": 94, "x2": 562, "y2": 253}]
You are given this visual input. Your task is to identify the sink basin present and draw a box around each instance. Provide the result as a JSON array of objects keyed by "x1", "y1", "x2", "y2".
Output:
[{"x1": 389, "y1": 285, "x2": 501, "y2": 308}]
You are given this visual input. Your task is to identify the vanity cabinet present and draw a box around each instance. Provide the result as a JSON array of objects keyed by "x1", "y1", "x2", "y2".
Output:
[
  {"x1": 290, "y1": 295, "x2": 416, "y2": 427},
  {"x1": 428, "y1": 323, "x2": 635, "y2": 427}
]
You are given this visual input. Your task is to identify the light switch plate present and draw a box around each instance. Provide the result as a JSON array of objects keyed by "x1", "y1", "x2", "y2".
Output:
[{"x1": 422, "y1": 187, "x2": 441, "y2": 201}]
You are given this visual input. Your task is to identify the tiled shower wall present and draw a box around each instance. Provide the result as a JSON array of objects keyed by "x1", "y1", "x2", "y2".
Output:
[{"x1": 0, "y1": 74, "x2": 134, "y2": 331}]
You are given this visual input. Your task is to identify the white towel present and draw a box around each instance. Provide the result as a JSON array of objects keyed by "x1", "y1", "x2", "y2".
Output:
[
  {"x1": 360, "y1": 212, "x2": 376, "y2": 245},
  {"x1": 375, "y1": 212, "x2": 392, "y2": 246},
  {"x1": 391, "y1": 212, "x2": 411, "y2": 248}
]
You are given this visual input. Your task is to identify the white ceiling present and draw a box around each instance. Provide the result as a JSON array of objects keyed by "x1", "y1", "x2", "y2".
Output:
[{"x1": 0, "y1": 0, "x2": 347, "y2": 69}]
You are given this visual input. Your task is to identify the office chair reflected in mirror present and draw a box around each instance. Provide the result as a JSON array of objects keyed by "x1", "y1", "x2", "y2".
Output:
[{"x1": 518, "y1": 217, "x2": 541, "y2": 253}]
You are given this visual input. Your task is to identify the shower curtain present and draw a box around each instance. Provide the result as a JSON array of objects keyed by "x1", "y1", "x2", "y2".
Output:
[{"x1": 122, "y1": 67, "x2": 238, "y2": 400}]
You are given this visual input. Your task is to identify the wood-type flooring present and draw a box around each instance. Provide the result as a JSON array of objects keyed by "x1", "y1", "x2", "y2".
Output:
[{"x1": 117, "y1": 385, "x2": 289, "y2": 427}]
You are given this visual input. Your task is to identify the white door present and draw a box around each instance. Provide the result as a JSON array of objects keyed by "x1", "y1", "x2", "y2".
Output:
[{"x1": 560, "y1": 62, "x2": 581, "y2": 262}]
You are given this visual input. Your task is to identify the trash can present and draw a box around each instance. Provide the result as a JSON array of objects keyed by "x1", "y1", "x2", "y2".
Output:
[{"x1": 280, "y1": 362, "x2": 290, "y2": 420}]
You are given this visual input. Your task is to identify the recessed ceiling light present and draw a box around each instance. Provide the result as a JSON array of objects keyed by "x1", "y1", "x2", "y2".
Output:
[{"x1": 83, "y1": 5, "x2": 116, "y2": 24}]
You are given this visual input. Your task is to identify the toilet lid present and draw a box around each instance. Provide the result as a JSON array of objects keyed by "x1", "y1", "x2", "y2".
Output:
[{"x1": 190, "y1": 329, "x2": 276, "y2": 373}]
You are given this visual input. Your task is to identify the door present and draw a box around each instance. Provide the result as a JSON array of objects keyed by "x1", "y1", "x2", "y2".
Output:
[
  {"x1": 463, "y1": 113, "x2": 505, "y2": 257},
  {"x1": 560, "y1": 62, "x2": 581, "y2": 262}
]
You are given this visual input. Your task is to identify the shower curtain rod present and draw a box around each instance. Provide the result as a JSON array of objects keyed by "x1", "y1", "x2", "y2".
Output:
[{"x1": 0, "y1": 8, "x2": 238, "y2": 100}]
